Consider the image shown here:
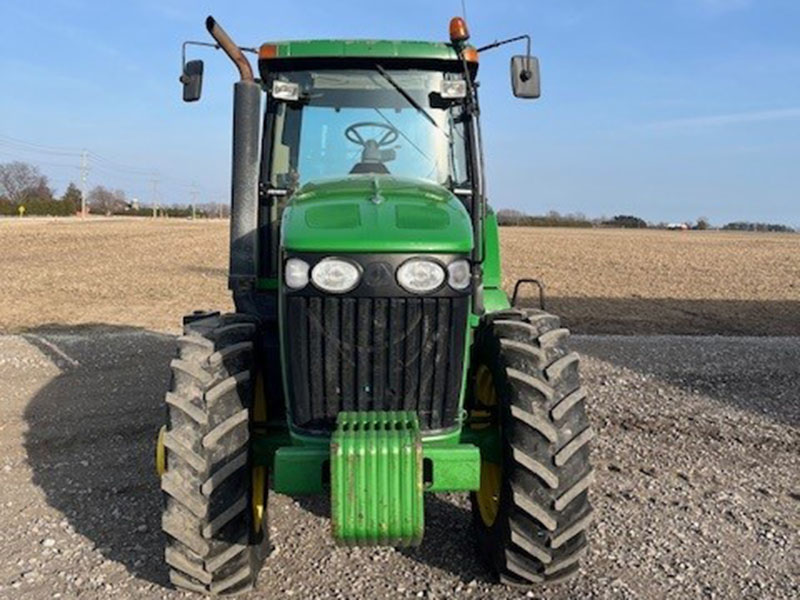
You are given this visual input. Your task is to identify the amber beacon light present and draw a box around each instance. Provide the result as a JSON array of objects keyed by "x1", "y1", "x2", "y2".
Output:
[{"x1": 449, "y1": 16, "x2": 470, "y2": 43}]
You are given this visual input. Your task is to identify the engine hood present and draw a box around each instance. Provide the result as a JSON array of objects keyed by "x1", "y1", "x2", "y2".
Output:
[{"x1": 280, "y1": 176, "x2": 473, "y2": 254}]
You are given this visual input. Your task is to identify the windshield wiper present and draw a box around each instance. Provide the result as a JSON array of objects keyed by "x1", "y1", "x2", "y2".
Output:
[
  {"x1": 375, "y1": 64, "x2": 449, "y2": 140},
  {"x1": 373, "y1": 107, "x2": 431, "y2": 161}
]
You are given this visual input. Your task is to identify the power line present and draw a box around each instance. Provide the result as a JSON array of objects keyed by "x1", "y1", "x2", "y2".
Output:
[
  {"x1": 0, "y1": 132, "x2": 225, "y2": 211},
  {"x1": 87, "y1": 151, "x2": 157, "y2": 176},
  {"x1": 0, "y1": 150, "x2": 77, "y2": 169},
  {"x1": 0, "y1": 134, "x2": 82, "y2": 156}
]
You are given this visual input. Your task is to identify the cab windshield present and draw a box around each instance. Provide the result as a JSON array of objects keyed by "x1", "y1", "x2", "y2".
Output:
[{"x1": 263, "y1": 67, "x2": 470, "y2": 190}]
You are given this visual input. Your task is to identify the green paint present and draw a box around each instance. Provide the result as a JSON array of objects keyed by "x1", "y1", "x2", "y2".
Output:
[
  {"x1": 283, "y1": 420, "x2": 464, "y2": 450},
  {"x1": 423, "y1": 445, "x2": 480, "y2": 492},
  {"x1": 460, "y1": 425, "x2": 502, "y2": 465},
  {"x1": 256, "y1": 278, "x2": 278, "y2": 290},
  {"x1": 483, "y1": 288, "x2": 511, "y2": 313},
  {"x1": 262, "y1": 39, "x2": 475, "y2": 62},
  {"x1": 281, "y1": 176, "x2": 473, "y2": 253},
  {"x1": 272, "y1": 447, "x2": 326, "y2": 494},
  {"x1": 273, "y1": 447, "x2": 328, "y2": 494},
  {"x1": 480, "y1": 207, "x2": 511, "y2": 312},
  {"x1": 395, "y1": 203, "x2": 450, "y2": 229},
  {"x1": 306, "y1": 203, "x2": 361, "y2": 229},
  {"x1": 482, "y1": 207, "x2": 502, "y2": 288},
  {"x1": 331, "y1": 411, "x2": 424, "y2": 546},
  {"x1": 250, "y1": 422, "x2": 291, "y2": 466},
  {"x1": 272, "y1": 438, "x2": 481, "y2": 495}
]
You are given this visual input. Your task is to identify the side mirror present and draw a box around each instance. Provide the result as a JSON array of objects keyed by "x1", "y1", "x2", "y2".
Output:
[
  {"x1": 510, "y1": 55, "x2": 540, "y2": 99},
  {"x1": 180, "y1": 59, "x2": 204, "y2": 102}
]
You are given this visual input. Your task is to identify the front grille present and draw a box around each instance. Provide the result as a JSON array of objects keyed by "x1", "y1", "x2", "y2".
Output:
[{"x1": 285, "y1": 296, "x2": 469, "y2": 433}]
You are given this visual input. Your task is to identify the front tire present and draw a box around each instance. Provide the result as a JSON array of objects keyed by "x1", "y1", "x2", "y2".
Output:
[
  {"x1": 470, "y1": 308, "x2": 594, "y2": 586},
  {"x1": 160, "y1": 312, "x2": 269, "y2": 595}
]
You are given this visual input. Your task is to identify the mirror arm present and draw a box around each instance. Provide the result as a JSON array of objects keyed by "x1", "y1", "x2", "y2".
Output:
[
  {"x1": 476, "y1": 34, "x2": 530, "y2": 55},
  {"x1": 180, "y1": 41, "x2": 218, "y2": 83},
  {"x1": 180, "y1": 41, "x2": 258, "y2": 82},
  {"x1": 477, "y1": 34, "x2": 533, "y2": 77}
]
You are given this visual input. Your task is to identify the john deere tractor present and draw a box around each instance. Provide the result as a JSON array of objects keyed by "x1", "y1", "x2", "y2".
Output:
[{"x1": 157, "y1": 15, "x2": 593, "y2": 595}]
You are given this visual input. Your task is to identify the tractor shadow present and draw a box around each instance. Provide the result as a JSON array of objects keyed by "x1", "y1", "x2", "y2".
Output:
[
  {"x1": 22, "y1": 324, "x2": 175, "y2": 588},
  {"x1": 525, "y1": 295, "x2": 800, "y2": 337},
  {"x1": 521, "y1": 295, "x2": 800, "y2": 428},
  {"x1": 293, "y1": 493, "x2": 489, "y2": 582}
]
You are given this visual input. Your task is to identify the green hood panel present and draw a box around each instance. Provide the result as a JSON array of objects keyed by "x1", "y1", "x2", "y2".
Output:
[{"x1": 281, "y1": 176, "x2": 473, "y2": 254}]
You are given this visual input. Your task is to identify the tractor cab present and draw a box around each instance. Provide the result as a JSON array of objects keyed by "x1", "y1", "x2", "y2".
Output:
[{"x1": 257, "y1": 47, "x2": 475, "y2": 191}]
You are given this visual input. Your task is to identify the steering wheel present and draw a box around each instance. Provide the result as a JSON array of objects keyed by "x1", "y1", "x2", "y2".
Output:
[{"x1": 345, "y1": 122, "x2": 399, "y2": 148}]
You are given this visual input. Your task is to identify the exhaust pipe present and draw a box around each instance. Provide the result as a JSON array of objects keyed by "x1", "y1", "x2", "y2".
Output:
[
  {"x1": 206, "y1": 16, "x2": 261, "y2": 293},
  {"x1": 205, "y1": 16, "x2": 254, "y2": 82}
]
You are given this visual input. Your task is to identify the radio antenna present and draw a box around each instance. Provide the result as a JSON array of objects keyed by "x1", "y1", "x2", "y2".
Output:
[{"x1": 460, "y1": 0, "x2": 468, "y2": 19}]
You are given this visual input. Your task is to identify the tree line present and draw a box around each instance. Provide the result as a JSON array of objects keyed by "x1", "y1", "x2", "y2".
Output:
[
  {"x1": 496, "y1": 209, "x2": 794, "y2": 232},
  {"x1": 720, "y1": 222, "x2": 794, "y2": 233},
  {"x1": 0, "y1": 161, "x2": 228, "y2": 218},
  {"x1": 496, "y1": 210, "x2": 651, "y2": 229}
]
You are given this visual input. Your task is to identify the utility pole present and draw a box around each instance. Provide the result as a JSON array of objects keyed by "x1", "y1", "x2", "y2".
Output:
[
  {"x1": 190, "y1": 183, "x2": 199, "y2": 220},
  {"x1": 79, "y1": 150, "x2": 89, "y2": 218},
  {"x1": 151, "y1": 176, "x2": 160, "y2": 218}
]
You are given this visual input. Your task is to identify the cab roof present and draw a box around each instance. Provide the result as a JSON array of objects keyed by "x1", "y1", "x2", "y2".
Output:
[{"x1": 259, "y1": 39, "x2": 475, "y2": 62}]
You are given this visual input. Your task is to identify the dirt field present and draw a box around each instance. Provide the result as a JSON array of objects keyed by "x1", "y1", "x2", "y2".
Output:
[{"x1": 1, "y1": 217, "x2": 798, "y2": 335}]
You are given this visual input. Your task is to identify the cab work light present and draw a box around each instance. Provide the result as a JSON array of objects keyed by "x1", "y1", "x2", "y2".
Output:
[
  {"x1": 440, "y1": 80, "x2": 467, "y2": 99},
  {"x1": 272, "y1": 80, "x2": 300, "y2": 101}
]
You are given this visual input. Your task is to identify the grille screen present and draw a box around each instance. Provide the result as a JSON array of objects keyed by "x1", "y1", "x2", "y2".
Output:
[{"x1": 285, "y1": 296, "x2": 469, "y2": 432}]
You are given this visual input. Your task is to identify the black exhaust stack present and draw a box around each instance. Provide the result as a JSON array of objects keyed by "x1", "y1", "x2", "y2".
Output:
[{"x1": 206, "y1": 17, "x2": 261, "y2": 292}]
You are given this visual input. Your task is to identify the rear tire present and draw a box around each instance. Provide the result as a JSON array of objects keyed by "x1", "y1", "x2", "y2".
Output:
[
  {"x1": 469, "y1": 308, "x2": 594, "y2": 586},
  {"x1": 160, "y1": 312, "x2": 269, "y2": 596}
]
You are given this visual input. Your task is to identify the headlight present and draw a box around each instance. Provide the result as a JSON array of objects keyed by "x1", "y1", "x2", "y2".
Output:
[
  {"x1": 397, "y1": 258, "x2": 445, "y2": 294},
  {"x1": 284, "y1": 258, "x2": 310, "y2": 290},
  {"x1": 311, "y1": 258, "x2": 361, "y2": 293},
  {"x1": 447, "y1": 259, "x2": 471, "y2": 290}
]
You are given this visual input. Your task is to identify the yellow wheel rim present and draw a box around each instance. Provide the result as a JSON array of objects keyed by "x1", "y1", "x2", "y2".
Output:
[
  {"x1": 470, "y1": 365, "x2": 497, "y2": 431},
  {"x1": 473, "y1": 364, "x2": 502, "y2": 526},
  {"x1": 475, "y1": 364, "x2": 497, "y2": 407},
  {"x1": 477, "y1": 461, "x2": 502, "y2": 526},
  {"x1": 155, "y1": 425, "x2": 167, "y2": 477},
  {"x1": 251, "y1": 465, "x2": 267, "y2": 533},
  {"x1": 251, "y1": 368, "x2": 268, "y2": 534}
]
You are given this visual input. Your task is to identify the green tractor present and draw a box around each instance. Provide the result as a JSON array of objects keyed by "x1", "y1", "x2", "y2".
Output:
[{"x1": 157, "y1": 14, "x2": 593, "y2": 595}]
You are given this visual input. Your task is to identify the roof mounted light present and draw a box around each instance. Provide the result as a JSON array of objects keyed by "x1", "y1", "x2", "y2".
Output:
[
  {"x1": 259, "y1": 44, "x2": 278, "y2": 60},
  {"x1": 463, "y1": 46, "x2": 479, "y2": 62},
  {"x1": 449, "y1": 17, "x2": 470, "y2": 44}
]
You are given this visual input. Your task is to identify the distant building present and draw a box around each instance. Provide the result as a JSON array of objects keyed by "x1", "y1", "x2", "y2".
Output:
[{"x1": 667, "y1": 223, "x2": 689, "y2": 230}]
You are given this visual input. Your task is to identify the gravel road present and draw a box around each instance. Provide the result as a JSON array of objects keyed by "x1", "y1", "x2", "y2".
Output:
[{"x1": 0, "y1": 329, "x2": 797, "y2": 599}]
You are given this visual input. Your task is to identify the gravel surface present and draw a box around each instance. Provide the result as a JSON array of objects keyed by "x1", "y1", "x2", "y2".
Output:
[{"x1": 0, "y1": 329, "x2": 797, "y2": 599}]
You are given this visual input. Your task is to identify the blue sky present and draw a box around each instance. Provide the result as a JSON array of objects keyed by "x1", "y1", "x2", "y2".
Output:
[{"x1": 1, "y1": 0, "x2": 798, "y2": 225}]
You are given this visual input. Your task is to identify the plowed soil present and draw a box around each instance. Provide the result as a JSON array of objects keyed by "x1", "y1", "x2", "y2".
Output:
[{"x1": 1, "y1": 218, "x2": 798, "y2": 335}]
